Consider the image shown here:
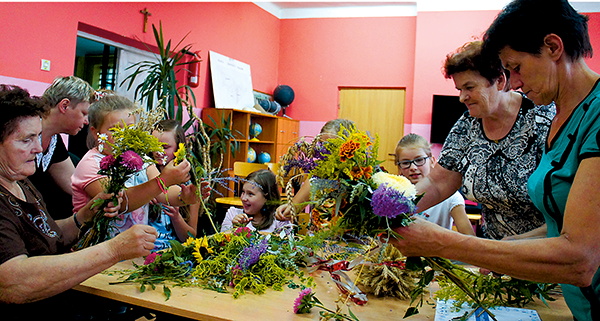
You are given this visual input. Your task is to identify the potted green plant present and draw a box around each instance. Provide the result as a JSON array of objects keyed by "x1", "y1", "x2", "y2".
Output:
[{"x1": 121, "y1": 21, "x2": 196, "y2": 129}]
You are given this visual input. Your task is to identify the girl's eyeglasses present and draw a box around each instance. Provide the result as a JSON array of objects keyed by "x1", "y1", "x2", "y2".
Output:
[{"x1": 396, "y1": 156, "x2": 430, "y2": 169}]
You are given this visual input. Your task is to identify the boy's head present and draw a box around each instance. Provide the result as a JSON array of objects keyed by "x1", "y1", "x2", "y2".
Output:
[
  {"x1": 394, "y1": 133, "x2": 435, "y2": 184},
  {"x1": 319, "y1": 118, "x2": 356, "y2": 140}
]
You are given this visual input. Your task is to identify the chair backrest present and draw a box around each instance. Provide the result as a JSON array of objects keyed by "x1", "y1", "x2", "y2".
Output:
[{"x1": 233, "y1": 162, "x2": 269, "y2": 178}]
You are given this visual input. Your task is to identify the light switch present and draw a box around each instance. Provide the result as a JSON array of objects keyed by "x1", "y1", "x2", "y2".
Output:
[{"x1": 41, "y1": 59, "x2": 51, "y2": 71}]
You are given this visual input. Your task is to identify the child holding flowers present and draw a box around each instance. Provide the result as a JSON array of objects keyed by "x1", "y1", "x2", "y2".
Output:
[
  {"x1": 395, "y1": 133, "x2": 475, "y2": 235},
  {"x1": 150, "y1": 119, "x2": 201, "y2": 250},
  {"x1": 71, "y1": 94, "x2": 200, "y2": 240},
  {"x1": 221, "y1": 169, "x2": 290, "y2": 233}
]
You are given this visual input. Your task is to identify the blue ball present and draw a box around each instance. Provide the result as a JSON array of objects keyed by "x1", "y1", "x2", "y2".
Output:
[
  {"x1": 273, "y1": 85, "x2": 294, "y2": 106},
  {"x1": 257, "y1": 152, "x2": 271, "y2": 164},
  {"x1": 247, "y1": 147, "x2": 256, "y2": 163},
  {"x1": 249, "y1": 123, "x2": 262, "y2": 138}
]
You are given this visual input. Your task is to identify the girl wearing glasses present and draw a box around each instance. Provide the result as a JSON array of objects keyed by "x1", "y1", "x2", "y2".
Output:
[{"x1": 395, "y1": 134, "x2": 475, "y2": 236}]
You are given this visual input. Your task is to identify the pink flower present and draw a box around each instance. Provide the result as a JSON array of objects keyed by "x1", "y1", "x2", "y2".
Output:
[
  {"x1": 294, "y1": 288, "x2": 315, "y2": 314},
  {"x1": 234, "y1": 227, "x2": 252, "y2": 238},
  {"x1": 99, "y1": 155, "x2": 117, "y2": 170},
  {"x1": 144, "y1": 252, "x2": 161, "y2": 265},
  {"x1": 120, "y1": 150, "x2": 144, "y2": 171}
]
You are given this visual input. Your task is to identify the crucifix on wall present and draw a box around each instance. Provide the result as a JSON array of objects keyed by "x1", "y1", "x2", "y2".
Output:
[{"x1": 140, "y1": 8, "x2": 151, "y2": 33}]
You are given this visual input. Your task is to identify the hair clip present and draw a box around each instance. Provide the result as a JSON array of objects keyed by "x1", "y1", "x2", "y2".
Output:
[{"x1": 94, "y1": 90, "x2": 112, "y2": 101}]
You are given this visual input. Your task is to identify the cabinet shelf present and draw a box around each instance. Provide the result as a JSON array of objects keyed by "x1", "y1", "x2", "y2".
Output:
[{"x1": 202, "y1": 108, "x2": 299, "y2": 197}]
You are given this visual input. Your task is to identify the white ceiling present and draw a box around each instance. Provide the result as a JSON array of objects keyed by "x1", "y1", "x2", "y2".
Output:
[{"x1": 255, "y1": 1, "x2": 600, "y2": 19}]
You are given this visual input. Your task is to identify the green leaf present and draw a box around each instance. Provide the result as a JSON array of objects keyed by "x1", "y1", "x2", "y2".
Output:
[
  {"x1": 405, "y1": 257, "x2": 425, "y2": 271},
  {"x1": 422, "y1": 270, "x2": 435, "y2": 285},
  {"x1": 164, "y1": 285, "x2": 172, "y2": 301},
  {"x1": 169, "y1": 240, "x2": 185, "y2": 256},
  {"x1": 403, "y1": 307, "x2": 419, "y2": 318}
]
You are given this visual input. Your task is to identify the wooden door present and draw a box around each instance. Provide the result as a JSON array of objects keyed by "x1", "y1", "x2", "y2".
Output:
[{"x1": 338, "y1": 88, "x2": 405, "y2": 173}]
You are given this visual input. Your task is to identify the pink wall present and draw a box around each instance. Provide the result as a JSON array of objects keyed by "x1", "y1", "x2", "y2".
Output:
[
  {"x1": 0, "y1": 2, "x2": 280, "y2": 109},
  {"x1": 2, "y1": 3, "x2": 600, "y2": 139},
  {"x1": 277, "y1": 17, "x2": 417, "y2": 123},
  {"x1": 408, "y1": 10, "x2": 600, "y2": 155},
  {"x1": 585, "y1": 12, "x2": 600, "y2": 72},
  {"x1": 409, "y1": 11, "x2": 500, "y2": 139}
]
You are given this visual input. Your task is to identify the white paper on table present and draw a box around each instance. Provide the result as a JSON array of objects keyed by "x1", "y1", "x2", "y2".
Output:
[{"x1": 435, "y1": 299, "x2": 541, "y2": 321}]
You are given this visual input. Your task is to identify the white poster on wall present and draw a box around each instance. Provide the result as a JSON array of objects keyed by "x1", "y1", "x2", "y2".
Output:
[{"x1": 209, "y1": 50, "x2": 255, "y2": 110}]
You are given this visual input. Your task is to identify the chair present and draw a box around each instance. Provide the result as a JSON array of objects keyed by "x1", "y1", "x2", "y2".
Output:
[{"x1": 215, "y1": 162, "x2": 269, "y2": 207}]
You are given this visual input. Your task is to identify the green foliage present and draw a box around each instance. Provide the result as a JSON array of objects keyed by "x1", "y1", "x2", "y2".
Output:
[
  {"x1": 402, "y1": 257, "x2": 557, "y2": 320},
  {"x1": 434, "y1": 268, "x2": 557, "y2": 311},
  {"x1": 120, "y1": 21, "x2": 197, "y2": 129},
  {"x1": 112, "y1": 229, "x2": 316, "y2": 300},
  {"x1": 109, "y1": 121, "x2": 165, "y2": 157},
  {"x1": 205, "y1": 114, "x2": 241, "y2": 160}
]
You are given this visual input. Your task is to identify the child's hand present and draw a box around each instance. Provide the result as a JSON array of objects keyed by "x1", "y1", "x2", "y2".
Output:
[
  {"x1": 163, "y1": 204, "x2": 182, "y2": 220},
  {"x1": 161, "y1": 159, "x2": 191, "y2": 186},
  {"x1": 103, "y1": 190, "x2": 123, "y2": 216},
  {"x1": 275, "y1": 204, "x2": 294, "y2": 221},
  {"x1": 180, "y1": 184, "x2": 200, "y2": 205},
  {"x1": 232, "y1": 213, "x2": 252, "y2": 226},
  {"x1": 200, "y1": 179, "x2": 211, "y2": 199}
]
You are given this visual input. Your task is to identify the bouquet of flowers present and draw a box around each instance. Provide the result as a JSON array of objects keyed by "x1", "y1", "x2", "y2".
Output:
[
  {"x1": 111, "y1": 227, "x2": 319, "y2": 299},
  {"x1": 279, "y1": 125, "x2": 418, "y2": 237},
  {"x1": 73, "y1": 116, "x2": 165, "y2": 250},
  {"x1": 279, "y1": 126, "x2": 507, "y2": 319}
]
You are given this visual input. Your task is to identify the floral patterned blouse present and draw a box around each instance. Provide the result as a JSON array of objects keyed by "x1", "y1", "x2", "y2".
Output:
[{"x1": 437, "y1": 95, "x2": 555, "y2": 239}]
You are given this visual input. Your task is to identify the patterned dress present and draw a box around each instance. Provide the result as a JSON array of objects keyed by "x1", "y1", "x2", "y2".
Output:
[{"x1": 438, "y1": 95, "x2": 555, "y2": 239}]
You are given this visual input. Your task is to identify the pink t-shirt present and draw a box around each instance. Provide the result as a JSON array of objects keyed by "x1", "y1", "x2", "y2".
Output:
[{"x1": 71, "y1": 147, "x2": 149, "y2": 237}]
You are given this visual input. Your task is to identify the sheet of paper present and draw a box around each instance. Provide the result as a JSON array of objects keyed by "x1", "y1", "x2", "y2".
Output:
[
  {"x1": 435, "y1": 299, "x2": 541, "y2": 321},
  {"x1": 209, "y1": 51, "x2": 256, "y2": 111}
]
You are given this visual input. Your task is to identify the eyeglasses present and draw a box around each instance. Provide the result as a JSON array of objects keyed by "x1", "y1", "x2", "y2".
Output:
[{"x1": 396, "y1": 156, "x2": 430, "y2": 169}]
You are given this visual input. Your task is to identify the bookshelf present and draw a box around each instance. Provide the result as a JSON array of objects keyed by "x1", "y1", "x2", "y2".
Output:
[{"x1": 201, "y1": 108, "x2": 299, "y2": 196}]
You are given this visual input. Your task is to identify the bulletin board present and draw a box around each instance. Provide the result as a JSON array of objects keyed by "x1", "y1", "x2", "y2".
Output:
[{"x1": 209, "y1": 51, "x2": 256, "y2": 111}]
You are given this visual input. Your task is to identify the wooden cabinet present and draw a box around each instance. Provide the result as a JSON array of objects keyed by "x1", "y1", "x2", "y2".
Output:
[
  {"x1": 201, "y1": 108, "x2": 298, "y2": 196},
  {"x1": 276, "y1": 117, "x2": 299, "y2": 161}
]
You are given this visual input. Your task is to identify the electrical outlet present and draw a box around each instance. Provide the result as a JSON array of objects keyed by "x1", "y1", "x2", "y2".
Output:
[{"x1": 41, "y1": 59, "x2": 51, "y2": 71}]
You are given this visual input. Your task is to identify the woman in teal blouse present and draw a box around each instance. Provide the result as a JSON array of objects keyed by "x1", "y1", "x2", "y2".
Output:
[{"x1": 391, "y1": 1, "x2": 600, "y2": 320}]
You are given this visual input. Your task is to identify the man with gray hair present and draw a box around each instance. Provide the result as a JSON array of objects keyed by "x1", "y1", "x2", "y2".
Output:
[{"x1": 29, "y1": 76, "x2": 95, "y2": 219}]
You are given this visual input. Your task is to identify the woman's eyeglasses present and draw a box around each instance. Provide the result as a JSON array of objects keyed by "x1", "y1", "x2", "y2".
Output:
[{"x1": 396, "y1": 156, "x2": 430, "y2": 169}]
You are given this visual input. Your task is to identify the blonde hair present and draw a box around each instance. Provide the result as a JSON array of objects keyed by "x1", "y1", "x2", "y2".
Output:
[
  {"x1": 87, "y1": 94, "x2": 137, "y2": 148},
  {"x1": 394, "y1": 133, "x2": 432, "y2": 164},
  {"x1": 42, "y1": 76, "x2": 95, "y2": 107},
  {"x1": 320, "y1": 119, "x2": 356, "y2": 135}
]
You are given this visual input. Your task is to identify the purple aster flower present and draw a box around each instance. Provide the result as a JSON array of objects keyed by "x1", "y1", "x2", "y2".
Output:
[
  {"x1": 99, "y1": 154, "x2": 117, "y2": 171},
  {"x1": 238, "y1": 238, "x2": 268, "y2": 270},
  {"x1": 294, "y1": 288, "x2": 315, "y2": 314},
  {"x1": 119, "y1": 150, "x2": 144, "y2": 171},
  {"x1": 371, "y1": 183, "x2": 417, "y2": 219}
]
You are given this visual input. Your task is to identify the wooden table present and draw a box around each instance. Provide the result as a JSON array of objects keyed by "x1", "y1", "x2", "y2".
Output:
[{"x1": 74, "y1": 259, "x2": 574, "y2": 321}]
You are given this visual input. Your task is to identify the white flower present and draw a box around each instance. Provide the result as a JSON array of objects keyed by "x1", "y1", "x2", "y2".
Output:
[
  {"x1": 97, "y1": 133, "x2": 108, "y2": 153},
  {"x1": 372, "y1": 172, "x2": 417, "y2": 198}
]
